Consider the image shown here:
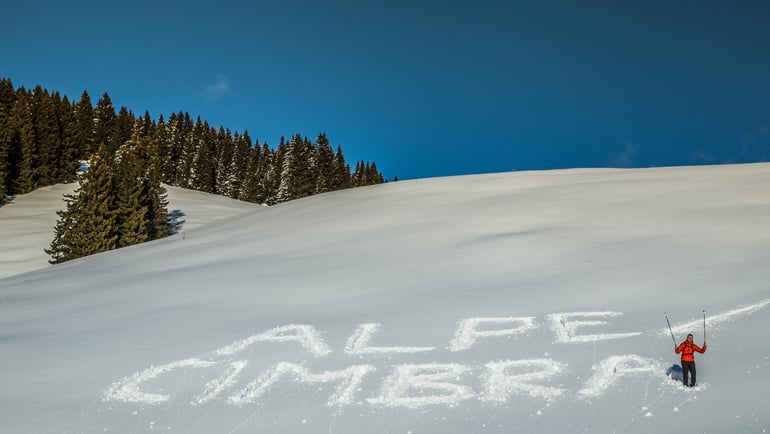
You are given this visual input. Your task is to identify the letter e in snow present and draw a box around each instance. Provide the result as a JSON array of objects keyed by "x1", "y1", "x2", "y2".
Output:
[{"x1": 547, "y1": 312, "x2": 641, "y2": 343}]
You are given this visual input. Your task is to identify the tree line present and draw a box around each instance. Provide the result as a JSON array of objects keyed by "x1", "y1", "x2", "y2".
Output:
[
  {"x1": 0, "y1": 77, "x2": 388, "y2": 263},
  {"x1": 0, "y1": 77, "x2": 386, "y2": 206}
]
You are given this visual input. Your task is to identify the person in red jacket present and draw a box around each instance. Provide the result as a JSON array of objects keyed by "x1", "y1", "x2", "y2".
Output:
[{"x1": 676, "y1": 333, "x2": 707, "y2": 387}]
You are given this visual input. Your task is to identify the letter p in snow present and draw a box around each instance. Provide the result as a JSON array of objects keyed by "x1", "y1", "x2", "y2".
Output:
[{"x1": 449, "y1": 317, "x2": 538, "y2": 351}]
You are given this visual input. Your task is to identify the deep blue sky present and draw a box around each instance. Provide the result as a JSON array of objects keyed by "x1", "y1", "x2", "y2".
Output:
[{"x1": 3, "y1": 1, "x2": 769, "y2": 180}]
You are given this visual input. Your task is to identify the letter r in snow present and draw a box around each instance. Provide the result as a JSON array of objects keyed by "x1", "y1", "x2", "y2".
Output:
[{"x1": 482, "y1": 359, "x2": 566, "y2": 403}]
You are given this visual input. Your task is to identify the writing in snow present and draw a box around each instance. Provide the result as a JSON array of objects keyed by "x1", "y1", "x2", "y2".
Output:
[{"x1": 106, "y1": 311, "x2": 695, "y2": 408}]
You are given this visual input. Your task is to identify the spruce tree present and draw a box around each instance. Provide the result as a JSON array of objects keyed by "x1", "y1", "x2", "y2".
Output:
[
  {"x1": 140, "y1": 138, "x2": 171, "y2": 239},
  {"x1": 256, "y1": 143, "x2": 273, "y2": 204},
  {"x1": 74, "y1": 90, "x2": 95, "y2": 157},
  {"x1": 191, "y1": 122, "x2": 216, "y2": 193},
  {"x1": 333, "y1": 145, "x2": 352, "y2": 190},
  {"x1": 214, "y1": 127, "x2": 234, "y2": 196},
  {"x1": 298, "y1": 136, "x2": 317, "y2": 197},
  {"x1": 113, "y1": 106, "x2": 134, "y2": 153},
  {"x1": 113, "y1": 144, "x2": 149, "y2": 248},
  {"x1": 55, "y1": 94, "x2": 79, "y2": 182},
  {"x1": 179, "y1": 116, "x2": 203, "y2": 189},
  {"x1": 243, "y1": 142, "x2": 274, "y2": 204},
  {"x1": 144, "y1": 174, "x2": 172, "y2": 239},
  {"x1": 30, "y1": 86, "x2": 60, "y2": 186},
  {"x1": 12, "y1": 90, "x2": 36, "y2": 194},
  {"x1": 227, "y1": 130, "x2": 250, "y2": 199},
  {"x1": 276, "y1": 136, "x2": 294, "y2": 203},
  {"x1": 351, "y1": 160, "x2": 363, "y2": 187},
  {"x1": 46, "y1": 145, "x2": 119, "y2": 263},
  {"x1": 0, "y1": 78, "x2": 16, "y2": 202},
  {"x1": 267, "y1": 137, "x2": 287, "y2": 205},
  {"x1": 94, "y1": 93, "x2": 116, "y2": 154},
  {"x1": 166, "y1": 112, "x2": 183, "y2": 184},
  {"x1": 314, "y1": 133, "x2": 336, "y2": 194},
  {"x1": 153, "y1": 115, "x2": 173, "y2": 183},
  {"x1": 239, "y1": 140, "x2": 262, "y2": 202},
  {"x1": 141, "y1": 110, "x2": 154, "y2": 137},
  {"x1": 278, "y1": 134, "x2": 316, "y2": 202},
  {"x1": 362, "y1": 161, "x2": 383, "y2": 185},
  {"x1": 45, "y1": 190, "x2": 81, "y2": 263}
]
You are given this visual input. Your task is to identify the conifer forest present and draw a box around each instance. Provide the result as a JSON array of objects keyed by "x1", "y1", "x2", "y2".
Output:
[{"x1": 0, "y1": 78, "x2": 386, "y2": 262}]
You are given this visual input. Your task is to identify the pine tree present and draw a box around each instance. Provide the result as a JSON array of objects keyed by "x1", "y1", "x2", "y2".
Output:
[
  {"x1": 55, "y1": 94, "x2": 79, "y2": 182},
  {"x1": 267, "y1": 137, "x2": 287, "y2": 205},
  {"x1": 141, "y1": 110, "x2": 154, "y2": 137},
  {"x1": 74, "y1": 90, "x2": 95, "y2": 157},
  {"x1": 365, "y1": 162, "x2": 381, "y2": 185},
  {"x1": 166, "y1": 112, "x2": 183, "y2": 184},
  {"x1": 45, "y1": 190, "x2": 81, "y2": 263},
  {"x1": 276, "y1": 136, "x2": 294, "y2": 203},
  {"x1": 191, "y1": 122, "x2": 216, "y2": 193},
  {"x1": 0, "y1": 78, "x2": 17, "y2": 202},
  {"x1": 214, "y1": 127, "x2": 234, "y2": 196},
  {"x1": 94, "y1": 93, "x2": 116, "y2": 154},
  {"x1": 333, "y1": 145, "x2": 352, "y2": 190},
  {"x1": 30, "y1": 86, "x2": 60, "y2": 186},
  {"x1": 239, "y1": 139, "x2": 262, "y2": 202},
  {"x1": 113, "y1": 121, "x2": 161, "y2": 246},
  {"x1": 227, "y1": 130, "x2": 250, "y2": 199},
  {"x1": 242, "y1": 142, "x2": 274, "y2": 204},
  {"x1": 113, "y1": 143, "x2": 149, "y2": 248},
  {"x1": 12, "y1": 89, "x2": 36, "y2": 194},
  {"x1": 46, "y1": 145, "x2": 119, "y2": 263},
  {"x1": 298, "y1": 136, "x2": 317, "y2": 197},
  {"x1": 351, "y1": 160, "x2": 363, "y2": 187},
  {"x1": 113, "y1": 106, "x2": 134, "y2": 153},
  {"x1": 277, "y1": 134, "x2": 316, "y2": 202},
  {"x1": 314, "y1": 133, "x2": 336, "y2": 194},
  {"x1": 140, "y1": 138, "x2": 172, "y2": 239},
  {"x1": 179, "y1": 116, "x2": 203, "y2": 189},
  {"x1": 153, "y1": 115, "x2": 173, "y2": 183}
]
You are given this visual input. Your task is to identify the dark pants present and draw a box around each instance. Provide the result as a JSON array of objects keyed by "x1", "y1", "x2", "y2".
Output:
[{"x1": 682, "y1": 361, "x2": 696, "y2": 387}]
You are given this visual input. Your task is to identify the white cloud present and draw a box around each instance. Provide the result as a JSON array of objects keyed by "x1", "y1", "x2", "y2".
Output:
[
  {"x1": 610, "y1": 142, "x2": 637, "y2": 168},
  {"x1": 204, "y1": 74, "x2": 230, "y2": 101}
]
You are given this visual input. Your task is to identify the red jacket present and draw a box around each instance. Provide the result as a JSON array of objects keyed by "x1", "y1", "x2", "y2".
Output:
[{"x1": 676, "y1": 341, "x2": 706, "y2": 362}]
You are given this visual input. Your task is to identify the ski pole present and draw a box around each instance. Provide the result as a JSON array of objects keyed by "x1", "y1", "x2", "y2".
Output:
[
  {"x1": 665, "y1": 312, "x2": 677, "y2": 347},
  {"x1": 703, "y1": 309, "x2": 706, "y2": 345}
]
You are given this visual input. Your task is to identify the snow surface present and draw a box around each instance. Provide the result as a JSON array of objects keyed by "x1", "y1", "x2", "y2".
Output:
[{"x1": 1, "y1": 163, "x2": 770, "y2": 433}]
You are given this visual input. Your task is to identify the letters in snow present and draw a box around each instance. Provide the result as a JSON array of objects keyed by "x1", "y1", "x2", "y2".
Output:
[{"x1": 105, "y1": 311, "x2": 663, "y2": 408}]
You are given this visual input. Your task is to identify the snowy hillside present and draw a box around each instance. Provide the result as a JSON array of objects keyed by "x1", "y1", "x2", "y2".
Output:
[
  {"x1": 1, "y1": 164, "x2": 770, "y2": 434},
  {"x1": 0, "y1": 184, "x2": 263, "y2": 279}
]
